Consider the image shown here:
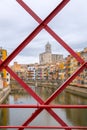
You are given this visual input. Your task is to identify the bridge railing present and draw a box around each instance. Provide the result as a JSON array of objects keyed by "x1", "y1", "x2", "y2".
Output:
[{"x1": 0, "y1": 0, "x2": 87, "y2": 129}]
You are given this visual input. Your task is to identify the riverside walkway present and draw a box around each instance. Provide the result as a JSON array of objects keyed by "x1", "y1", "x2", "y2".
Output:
[{"x1": 0, "y1": 87, "x2": 10, "y2": 104}]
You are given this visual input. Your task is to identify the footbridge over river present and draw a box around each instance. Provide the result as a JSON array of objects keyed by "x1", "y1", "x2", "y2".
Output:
[{"x1": 0, "y1": 0, "x2": 87, "y2": 129}]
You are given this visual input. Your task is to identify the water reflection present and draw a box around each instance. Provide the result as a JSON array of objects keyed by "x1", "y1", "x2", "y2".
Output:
[
  {"x1": 66, "y1": 108, "x2": 87, "y2": 126},
  {"x1": 32, "y1": 86, "x2": 87, "y2": 127},
  {"x1": 0, "y1": 101, "x2": 9, "y2": 130},
  {"x1": 0, "y1": 85, "x2": 87, "y2": 129},
  {"x1": 64, "y1": 92, "x2": 87, "y2": 126}
]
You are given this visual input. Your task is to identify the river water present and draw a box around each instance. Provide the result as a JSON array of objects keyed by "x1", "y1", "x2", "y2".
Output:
[{"x1": 0, "y1": 85, "x2": 87, "y2": 130}]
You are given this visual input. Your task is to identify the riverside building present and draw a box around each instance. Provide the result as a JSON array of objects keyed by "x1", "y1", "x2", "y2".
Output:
[{"x1": 0, "y1": 47, "x2": 10, "y2": 87}]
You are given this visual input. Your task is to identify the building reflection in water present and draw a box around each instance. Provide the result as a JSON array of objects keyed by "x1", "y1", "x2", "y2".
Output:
[
  {"x1": 66, "y1": 108, "x2": 87, "y2": 126},
  {"x1": 0, "y1": 106, "x2": 9, "y2": 127},
  {"x1": 35, "y1": 86, "x2": 87, "y2": 126},
  {"x1": 64, "y1": 91, "x2": 87, "y2": 126},
  {"x1": 36, "y1": 87, "x2": 87, "y2": 126}
]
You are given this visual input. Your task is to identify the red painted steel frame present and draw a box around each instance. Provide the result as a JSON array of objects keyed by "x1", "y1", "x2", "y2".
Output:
[
  {"x1": 0, "y1": 126, "x2": 87, "y2": 129},
  {"x1": 0, "y1": 104, "x2": 87, "y2": 109},
  {"x1": 0, "y1": 0, "x2": 87, "y2": 129}
]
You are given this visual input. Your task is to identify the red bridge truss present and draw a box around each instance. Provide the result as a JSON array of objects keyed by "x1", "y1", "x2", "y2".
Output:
[{"x1": 0, "y1": 0, "x2": 87, "y2": 129}]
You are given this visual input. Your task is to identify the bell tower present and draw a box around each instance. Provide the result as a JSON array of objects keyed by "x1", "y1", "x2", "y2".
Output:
[{"x1": 45, "y1": 42, "x2": 51, "y2": 53}]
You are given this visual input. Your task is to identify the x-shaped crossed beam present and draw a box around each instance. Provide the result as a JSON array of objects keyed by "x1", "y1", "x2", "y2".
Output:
[{"x1": 0, "y1": 0, "x2": 87, "y2": 129}]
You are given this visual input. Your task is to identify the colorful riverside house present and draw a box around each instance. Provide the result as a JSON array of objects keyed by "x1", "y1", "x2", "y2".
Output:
[
  {"x1": 27, "y1": 65, "x2": 35, "y2": 80},
  {"x1": 77, "y1": 47, "x2": 87, "y2": 87},
  {"x1": 65, "y1": 48, "x2": 87, "y2": 88},
  {"x1": 58, "y1": 62, "x2": 65, "y2": 81},
  {"x1": 11, "y1": 62, "x2": 28, "y2": 80},
  {"x1": 65, "y1": 55, "x2": 71, "y2": 79},
  {"x1": 44, "y1": 66, "x2": 49, "y2": 80},
  {"x1": 65, "y1": 53, "x2": 80, "y2": 86},
  {"x1": 0, "y1": 47, "x2": 10, "y2": 87}
]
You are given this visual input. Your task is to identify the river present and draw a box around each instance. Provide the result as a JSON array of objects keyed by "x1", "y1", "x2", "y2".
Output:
[{"x1": 0, "y1": 85, "x2": 87, "y2": 130}]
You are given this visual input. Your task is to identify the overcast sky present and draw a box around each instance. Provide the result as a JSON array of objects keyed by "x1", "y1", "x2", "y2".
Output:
[{"x1": 0, "y1": 0, "x2": 87, "y2": 65}]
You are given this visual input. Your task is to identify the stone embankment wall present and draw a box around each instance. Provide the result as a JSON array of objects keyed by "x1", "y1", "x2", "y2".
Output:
[
  {"x1": 27, "y1": 79, "x2": 63, "y2": 88},
  {"x1": 10, "y1": 80, "x2": 87, "y2": 97}
]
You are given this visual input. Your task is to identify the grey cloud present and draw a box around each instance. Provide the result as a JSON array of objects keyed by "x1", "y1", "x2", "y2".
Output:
[{"x1": 24, "y1": 0, "x2": 62, "y2": 19}]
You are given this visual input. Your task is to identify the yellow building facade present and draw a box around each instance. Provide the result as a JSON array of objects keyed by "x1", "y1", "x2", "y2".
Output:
[{"x1": 0, "y1": 47, "x2": 9, "y2": 87}]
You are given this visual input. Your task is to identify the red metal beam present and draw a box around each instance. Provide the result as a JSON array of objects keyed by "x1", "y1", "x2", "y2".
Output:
[
  {"x1": 0, "y1": 104, "x2": 87, "y2": 108},
  {"x1": 17, "y1": 0, "x2": 84, "y2": 65},
  {"x1": 0, "y1": 126, "x2": 87, "y2": 129},
  {"x1": 19, "y1": 107, "x2": 69, "y2": 130},
  {"x1": 0, "y1": 126, "x2": 87, "y2": 130}
]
